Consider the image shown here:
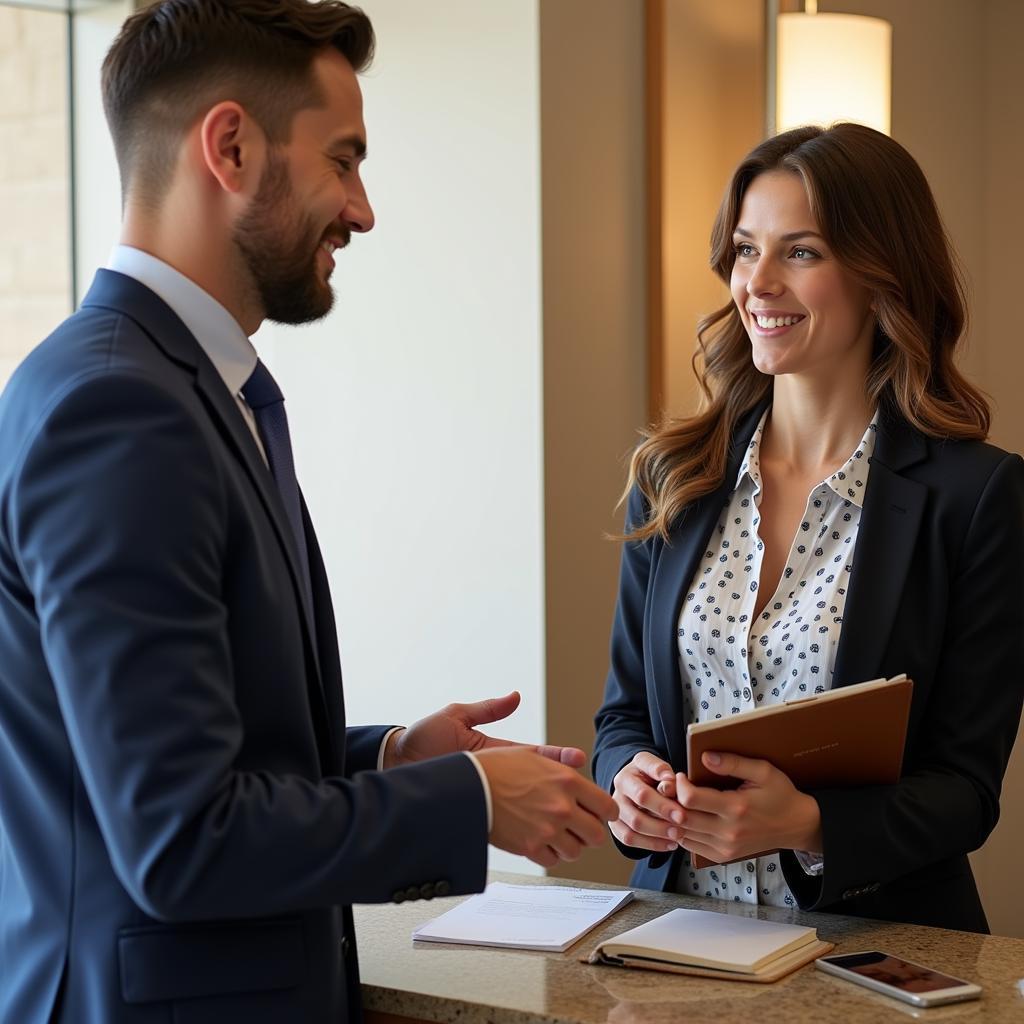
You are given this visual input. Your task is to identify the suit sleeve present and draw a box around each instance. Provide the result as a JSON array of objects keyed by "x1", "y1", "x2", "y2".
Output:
[
  {"x1": 345, "y1": 725, "x2": 396, "y2": 774},
  {"x1": 593, "y1": 485, "x2": 673, "y2": 863},
  {"x1": 9, "y1": 370, "x2": 487, "y2": 922},
  {"x1": 782, "y1": 452, "x2": 1024, "y2": 909}
]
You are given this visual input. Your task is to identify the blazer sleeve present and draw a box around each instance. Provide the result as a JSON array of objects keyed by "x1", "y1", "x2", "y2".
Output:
[
  {"x1": 593, "y1": 485, "x2": 674, "y2": 863},
  {"x1": 782, "y1": 451, "x2": 1024, "y2": 909},
  {"x1": 345, "y1": 725, "x2": 397, "y2": 775},
  {"x1": 8, "y1": 371, "x2": 488, "y2": 922}
]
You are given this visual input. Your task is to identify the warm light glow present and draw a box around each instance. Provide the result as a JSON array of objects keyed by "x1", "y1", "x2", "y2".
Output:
[{"x1": 777, "y1": 12, "x2": 892, "y2": 135}]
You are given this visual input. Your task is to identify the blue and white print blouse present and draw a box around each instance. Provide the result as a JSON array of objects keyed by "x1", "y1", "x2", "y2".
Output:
[{"x1": 675, "y1": 409, "x2": 878, "y2": 907}]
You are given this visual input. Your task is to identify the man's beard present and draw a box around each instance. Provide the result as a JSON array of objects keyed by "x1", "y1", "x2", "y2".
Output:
[{"x1": 233, "y1": 152, "x2": 338, "y2": 325}]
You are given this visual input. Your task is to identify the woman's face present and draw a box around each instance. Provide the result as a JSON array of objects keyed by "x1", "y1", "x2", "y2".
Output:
[{"x1": 729, "y1": 170, "x2": 875, "y2": 382}]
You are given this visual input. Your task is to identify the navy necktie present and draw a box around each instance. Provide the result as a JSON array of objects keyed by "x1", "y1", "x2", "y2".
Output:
[{"x1": 241, "y1": 360, "x2": 314, "y2": 613}]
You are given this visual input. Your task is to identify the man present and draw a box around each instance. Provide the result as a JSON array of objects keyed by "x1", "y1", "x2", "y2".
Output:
[{"x1": 0, "y1": 3, "x2": 617, "y2": 1022}]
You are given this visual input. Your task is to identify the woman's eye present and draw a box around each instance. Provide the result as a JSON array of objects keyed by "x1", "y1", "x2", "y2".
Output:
[
  {"x1": 792, "y1": 247, "x2": 818, "y2": 260},
  {"x1": 734, "y1": 243, "x2": 756, "y2": 258}
]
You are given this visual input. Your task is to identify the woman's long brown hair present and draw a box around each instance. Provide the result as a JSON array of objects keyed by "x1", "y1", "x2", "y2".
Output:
[{"x1": 625, "y1": 123, "x2": 990, "y2": 543}]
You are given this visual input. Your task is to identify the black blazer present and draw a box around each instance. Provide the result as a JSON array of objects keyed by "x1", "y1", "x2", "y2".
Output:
[
  {"x1": 594, "y1": 400, "x2": 1024, "y2": 932},
  {"x1": 0, "y1": 271, "x2": 488, "y2": 1024}
]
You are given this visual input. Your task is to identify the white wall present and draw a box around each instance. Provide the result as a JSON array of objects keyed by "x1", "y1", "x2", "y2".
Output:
[
  {"x1": 255, "y1": 0, "x2": 546, "y2": 873},
  {"x1": 71, "y1": 0, "x2": 549, "y2": 875},
  {"x1": 73, "y1": 0, "x2": 130, "y2": 299}
]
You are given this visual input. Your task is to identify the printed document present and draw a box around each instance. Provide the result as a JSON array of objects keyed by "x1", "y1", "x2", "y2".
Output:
[{"x1": 412, "y1": 881, "x2": 634, "y2": 952}]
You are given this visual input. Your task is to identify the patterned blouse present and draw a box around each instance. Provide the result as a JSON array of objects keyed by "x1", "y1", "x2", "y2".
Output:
[{"x1": 674, "y1": 409, "x2": 879, "y2": 907}]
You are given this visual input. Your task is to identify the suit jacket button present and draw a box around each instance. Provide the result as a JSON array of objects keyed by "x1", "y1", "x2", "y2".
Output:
[
  {"x1": 841, "y1": 888, "x2": 857, "y2": 900},
  {"x1": 435, "y1": 880, "x2": 451, "y2": 897},
  {"x1": 867, "y1": 882, "x2": 881, "y2": 894},
  {"x1": 405, "y1": 886, "x2": 420, "y2": 902},
  {"x1": 420, "y1": 883, "x2": 436, "y2": 900},
  {"x1": 393, "y1": 890, "x2": 406, "y2": 903}
]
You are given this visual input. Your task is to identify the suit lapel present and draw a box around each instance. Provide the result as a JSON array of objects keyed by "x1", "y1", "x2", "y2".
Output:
[
  {"x1": 302, "y1": 494, "x2": 346, "y2": 771},
  {"x1": 832, "y1": 413, "x2": 928, "y2": 687},
  {"x1": 82, "y1": 271, "x2": 326, "y2": 700},
  {"x1": 191, "y1": 357, "x2": 324, "y2": 680},
  {"x1": 649, "y1": 401, "x2": 769, "y2": 770}
]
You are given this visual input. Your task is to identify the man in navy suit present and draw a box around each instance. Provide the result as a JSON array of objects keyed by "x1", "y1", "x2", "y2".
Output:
[{"x1": 0, "y1": 3, "x2": 617, "y2": 1022}]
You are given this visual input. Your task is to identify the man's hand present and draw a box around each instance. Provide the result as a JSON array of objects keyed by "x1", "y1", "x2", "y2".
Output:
[
  {"x1": 609, "y1": 751, "x2": 685, "y2": 853},
  {"x1": 473, "y1": 747, "x2": 618, "y2": 868},
  {"x1": 673, "y1": 751, "x2": 822, "y2": 864},
  {"x1": 384, "y1": 690, "x2": 586, "y2": 769}
]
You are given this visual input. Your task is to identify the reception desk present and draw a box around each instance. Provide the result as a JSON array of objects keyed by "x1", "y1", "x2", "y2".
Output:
[{"x1": 354, "y1": 871, "x2": 1024, "y2": 1023}]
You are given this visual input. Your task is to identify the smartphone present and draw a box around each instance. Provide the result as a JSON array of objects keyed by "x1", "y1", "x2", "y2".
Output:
[{"x1": 815, "y1": 951, "x2": 982, "y2": 1007}]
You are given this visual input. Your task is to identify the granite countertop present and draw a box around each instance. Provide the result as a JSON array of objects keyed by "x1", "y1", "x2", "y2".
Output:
[{"x1": 354, "y1": 871, "x2": 1024, "y2": 1023}]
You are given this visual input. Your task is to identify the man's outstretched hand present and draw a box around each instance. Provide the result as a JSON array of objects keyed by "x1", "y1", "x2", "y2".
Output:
[
  {"x1": 383, "y1": 691, "x2": 615, "y2": 868},
  {"x1": 384, "y1": 690, "x2": 585, "y2": 768}
]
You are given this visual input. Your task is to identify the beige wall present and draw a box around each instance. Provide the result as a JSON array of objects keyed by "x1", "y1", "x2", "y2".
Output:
[
  {"x1": 977, "y1": 3, "x2": 1024, "y2": 934},
  {"x1": 818, "y1": 0, "x2": 1024, "y2": 944},
  {"x1": 651, "y1": 0, "x2": 1024, "y2": 935},
  {"x1": 660, "y1": 0, "x2": 766, "y2": 419},
  {"x1": 981, "y1": 0, "x2": 1024, "y2": 453},
  {"x1": 0, "y1": 7, "x2": 70, "y2": 388},
  {"x1": 970, "y1": 0, "x2": 1021, "y2": 937},
  {"x1": 539, "y1": 0, "x2": 648, "y2": 886}
]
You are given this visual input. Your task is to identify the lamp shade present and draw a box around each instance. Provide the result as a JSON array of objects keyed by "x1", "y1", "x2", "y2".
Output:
[{"x1": 777, "y1": 12, "x2": 892, "y2": 135}]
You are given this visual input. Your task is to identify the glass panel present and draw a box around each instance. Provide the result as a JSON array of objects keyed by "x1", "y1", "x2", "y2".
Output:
[
  {"x1": 0, "y1": 3, "x2": 71, "y2": 390},
  {"x1": 0, "y1": 1, "x2": 70, "y2": 11}
]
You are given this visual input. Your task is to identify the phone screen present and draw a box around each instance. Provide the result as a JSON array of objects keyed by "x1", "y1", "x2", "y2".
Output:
[{"x1": 825, "y1": 952, "x2": 967, "y2": 993}]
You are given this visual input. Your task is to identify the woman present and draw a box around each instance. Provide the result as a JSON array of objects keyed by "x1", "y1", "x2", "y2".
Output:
[{"x1": 593, "y1": 123, "x2": 1024, "y2": 932}]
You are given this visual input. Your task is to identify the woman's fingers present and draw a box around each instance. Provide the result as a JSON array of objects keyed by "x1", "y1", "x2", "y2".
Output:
[
  {"x1": 609, "y1": 818, "x2": 680, "y2": 853},
  {"x1": 616, "y1": 793, "x2": 683, "y2": 840},
  {"x1": 624, "y1": 771, "x2": 685, "y2": 824},
  {"x1": 678, "y1": 832, "x2": 732, "y2": 864},
  {"x1": 631, "y1": 750, "x2": 675, "y2": 784},
  {"x1": 617, "y1": 755, "x2": 686, "y2": 822},
  {"x1": 610, "y1": 753, "x2": 688, "y2": 852}
]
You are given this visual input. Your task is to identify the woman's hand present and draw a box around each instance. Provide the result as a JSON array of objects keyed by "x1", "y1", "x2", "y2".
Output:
[
  {"x1": 609, "y1": 752, "x2": 687, "y2": 853},
  {"x1": 672, "y1": 751, "x2": 822, "y2": 864}
]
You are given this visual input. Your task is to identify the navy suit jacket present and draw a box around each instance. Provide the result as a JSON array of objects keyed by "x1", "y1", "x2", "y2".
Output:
[
  {"x1": 0, "y1": 271, "x2": 488, "y2": 1024},
  {"x1": 594, "y1": 400, "x2": 1024, "y2": 932}
]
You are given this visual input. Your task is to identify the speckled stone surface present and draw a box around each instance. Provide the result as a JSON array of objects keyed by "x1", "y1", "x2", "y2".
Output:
[{"x1": 354, "y1": 871, "x2": 1024, "y2": 1023}]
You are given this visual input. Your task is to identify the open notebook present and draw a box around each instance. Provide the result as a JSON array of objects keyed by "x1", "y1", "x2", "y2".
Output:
[{"x1": 587, "y1": 907, "x2": 834, "y2": 983}]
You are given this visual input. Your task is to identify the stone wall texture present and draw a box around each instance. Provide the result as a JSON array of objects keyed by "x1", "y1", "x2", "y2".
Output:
[{"x1": 0, "y1": 7, "x2": 71, "y2": 390}]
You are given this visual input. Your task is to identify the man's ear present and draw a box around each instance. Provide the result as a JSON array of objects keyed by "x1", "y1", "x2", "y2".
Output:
[{"x1": 198, "y1": 100, "x2": 264, "y2": 195}]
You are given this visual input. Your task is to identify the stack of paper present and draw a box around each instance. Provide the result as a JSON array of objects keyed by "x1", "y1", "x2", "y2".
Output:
[
  {"x1": 412, "y1": 882, "x2": 634, "y2": 952},
  {"x1": 589, "y1": 907, "x2": 833, "y2": 983}
]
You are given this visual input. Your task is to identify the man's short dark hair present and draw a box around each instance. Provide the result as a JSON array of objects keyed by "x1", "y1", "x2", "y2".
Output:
[{"x1": 102, "y1": 0, "x2": 374, "y2": 208}]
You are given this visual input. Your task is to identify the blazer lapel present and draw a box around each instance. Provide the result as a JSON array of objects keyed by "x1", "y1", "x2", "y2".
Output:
[
  {"x1": 82, "y1": 271, "x2": 326, "y2": 696},
  {"x1": 832, "y1": 413, "x2": 928, "y2": 688},
  {"x1": 192, "y1": 357, "x2": 324, "y2": 679},
  {"x1": 302, "y1": 493, "x2": 346, "y2": 770},
  {"x1": 648, "y1": 401, "x2": 769, "y2": 770}
]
